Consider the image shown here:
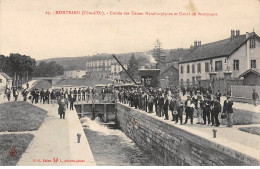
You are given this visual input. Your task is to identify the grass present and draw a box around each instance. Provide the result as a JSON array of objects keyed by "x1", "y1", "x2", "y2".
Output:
[
  {"x1": 0, "y1": 101, "x2": 47, "y2": 132},
  {"x1": 238, "y1": 127, "x2": 260, "y2": 136},
  {"x1": 0, "y1": 134, "x2": 34, "y2": 166}
]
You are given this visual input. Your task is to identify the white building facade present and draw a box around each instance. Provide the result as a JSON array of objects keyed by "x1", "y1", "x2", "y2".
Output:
[
  {"x1": 179, "y1": 31, "x2": 260, "y2": 86},
  {"x1": 64, "y1": 70, "x2": 86, "y2": 79}
]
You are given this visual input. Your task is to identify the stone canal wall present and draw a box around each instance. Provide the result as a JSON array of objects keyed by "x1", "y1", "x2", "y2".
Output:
[{"x1": 115, "y1": 103, "x2": 260, "y2": 166}]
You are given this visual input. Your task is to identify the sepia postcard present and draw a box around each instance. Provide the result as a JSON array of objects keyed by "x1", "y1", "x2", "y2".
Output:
[{"x1": 0, "y1": 0, "x2": 259, "y2": 167}]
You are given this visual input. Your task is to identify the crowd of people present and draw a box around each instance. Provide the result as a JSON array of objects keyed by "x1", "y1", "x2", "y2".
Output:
[
  {"x1": 3, "y1": 83, "x2": 259, "y2": 126},
  {"x1": 116, "y1": 86, "x2": 234, "y2": 127}
]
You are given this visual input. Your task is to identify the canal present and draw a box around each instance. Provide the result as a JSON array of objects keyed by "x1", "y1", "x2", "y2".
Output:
[{"x1": 81, "y1": 117, "x2": 158, "y2": 166}]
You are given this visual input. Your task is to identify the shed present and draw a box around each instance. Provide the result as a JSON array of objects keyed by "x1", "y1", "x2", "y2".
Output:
[{"x1": 239, "y1": 69, "x2": 260, "y2": 86}]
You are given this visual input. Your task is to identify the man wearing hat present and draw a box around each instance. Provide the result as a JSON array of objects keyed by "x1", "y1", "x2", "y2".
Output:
[
  {"x1": 223, "y1": 95, "x2": 233, "y2": 127},
  {"x1": 184, "y1": 96, "x2": 195, "y2": 124}
]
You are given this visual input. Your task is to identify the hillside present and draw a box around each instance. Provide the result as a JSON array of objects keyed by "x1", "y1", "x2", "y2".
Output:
[
  {"x1": 37, "y1": 52, "x2": 151, "y2": 71},
  {"x1": 37, "y1": 56, "x2": 87, "y2": 71}
]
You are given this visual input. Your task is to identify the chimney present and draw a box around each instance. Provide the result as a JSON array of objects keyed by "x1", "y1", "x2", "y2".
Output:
[
  {"x1": 235, "y1": 30, "x2": 240, "y2": 36},
  {"x1": 198, "y1": 41, "x2": 201, "y2": 46},
  {"x1": 231, "y1": 30, "x2": 235, "y2": 40},
  {"x1": 194, "y1": 41, "x2": 197, "y2": 48}
]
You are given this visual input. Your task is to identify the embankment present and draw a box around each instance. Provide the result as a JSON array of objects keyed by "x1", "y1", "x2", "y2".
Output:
[{"x1": 116, "y1": 103, "x2": 260, "y2": 166}]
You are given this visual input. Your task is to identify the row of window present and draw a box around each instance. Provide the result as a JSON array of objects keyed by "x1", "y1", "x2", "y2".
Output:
[
  {"x1": 180, "y1": 62, "x2": 209, "y2": 74},
  {"x1": 233, "y1": 60, "x2": 256, "y2": 70},
  {"x1": 86, "y1": 60, "x2": 117, "y2": 66},
  {"x1": 181, "y1": 59, "x2": 257, "y2": 73}
]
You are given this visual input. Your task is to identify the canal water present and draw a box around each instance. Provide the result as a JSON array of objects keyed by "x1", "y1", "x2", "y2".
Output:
[{"x1": 81, "y1": 117, "x2": 158, "y2": 166}]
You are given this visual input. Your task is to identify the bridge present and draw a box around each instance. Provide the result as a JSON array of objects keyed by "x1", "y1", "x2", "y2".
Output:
[{"x1": 74, "y1": 102, "x2": 115, "y2": 122}]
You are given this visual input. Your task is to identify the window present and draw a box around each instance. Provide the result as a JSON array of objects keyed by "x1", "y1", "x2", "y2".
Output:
[
  {"x1": 215, "y1": 61, "x2": 222, "y2": 71},
  {"x1": 233, "y1": 60, "x2": 239, "y2": 70},
  {"x1": 250, "y1": 38, "x2": 256, "y2": 48},
  {"x1": 192, "y1": 64, "x2": 195, "y2": 73},
  {"x1": 251, "y1": 60, "x2": 256, "y2": 68},
  {"x1": 0, "y1": 79, "x2": 2, "y2": 83},
  {"x1": 205, "y1": 62, "x2": 209, "y2": 72},
  {"x1": 181, "y1": 66, "x2": 183, "y2": 74},
  {"x1": 187, "y1": 65, "x2": 190, "y2": 73},
  {"x1": 197, "y1": 63, "x2": 201, "y2": 73}
]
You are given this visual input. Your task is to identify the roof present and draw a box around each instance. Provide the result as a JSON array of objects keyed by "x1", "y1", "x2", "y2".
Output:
[
  {"x1": 160, "y1": 65, "x2": 178, "y2": 75},
  {"x1": 179, "y1": 32, "x2": 258, "y2": 64},
  {"x1": 0, "y1": 72, "x2": 12, "y2": 80},
  {"x1": 139, "y1": 69, "x2": 160, "y2": 76},
  {"x1": 239, "y1": 68, "x2": 260, "y2": 77},
  {"x1": 165, "y1": 49, "x2": 190, "y2": 62}
]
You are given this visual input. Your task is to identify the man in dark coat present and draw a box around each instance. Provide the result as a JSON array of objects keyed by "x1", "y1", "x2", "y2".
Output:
[
  {"x1": 163, "y1": 95, "x2": 169, "y2": 120},
  {"x1": 78, "y1": 88, "x2": 81, "y2": 101},
  {"x1": 22, "y1": 89, "x2": 28, "y2": 101},
  {"x1": 45, "y1": 89, "x2": 50, "y2": 104},
  {"x1": 184, "y1": 96, "x2": 195, "y2": 124},
  {"x1": 73, "y1": 88, "x2": 77, "y2": 101},
  {"x1": 202, "y1": 96, "x2": 211, "y2": 125},
  {"x1": 69, "y1": 93, "x2": 76, "y2": 110},
  {"x1": 223, "y1": 95, "x2": 233, "y2": 127},
  {"x1": 58, "y1": 96, "x2": 66, "y2": 119},
  {"x1": 215, "y1": 90, "x2": 221, "y2": 102},
  {"x1": 40, "y1": 88, "x2": 45, "y2": 104},
  {"x1": 157, "y1": 94, "x2": 164, "y2": 117},
  {"x1": 212, "y1": 98, "x2": 221, "y2": 127},
  {"x1": 35, "y1": 89, "x2": 39, "y2": 104},
  {"x1": 176, "y1": 97, "x2": 184, "y2": 124}
]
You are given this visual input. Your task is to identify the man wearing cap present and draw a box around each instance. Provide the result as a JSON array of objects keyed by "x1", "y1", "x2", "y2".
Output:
[{"x1": 223, "y1": 95, "x2": 233, "y2": 127}]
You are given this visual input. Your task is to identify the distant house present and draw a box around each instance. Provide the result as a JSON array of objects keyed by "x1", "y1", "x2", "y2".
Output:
[
  {"x1": 157, "y1": 48, "x2": 189, "y2": 87},
  {"x1": 239, "y1": 68, "x2": 260, "y2": 86},
  {"x1": 160, "y1": 65, "x2": 179, "y2": 88},
  {"x1": 64, "y1": 70, "x2": 86, "y2": 79},
  {"x1": 0, "y1": 72, "x2": 12, "y2": 90}
]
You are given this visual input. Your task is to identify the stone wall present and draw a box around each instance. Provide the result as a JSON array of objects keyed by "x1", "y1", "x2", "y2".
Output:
[{"x1": 116, "y1": 103, "x2": 259, "y2": 166}]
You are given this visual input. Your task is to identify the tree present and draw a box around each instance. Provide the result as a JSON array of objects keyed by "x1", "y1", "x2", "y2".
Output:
[
  {"x1": 127, "y1": 54, "x2": 139, "y2": 78},
  {"x1": 33, "y1": 61, "x2": 64, "y2": 77},
  {"x1": 152, "y1": 39, "x2": 165, "y2": 68},
  {"x1": 0, "y1": 53, "x2": 36, "y2": 86}
]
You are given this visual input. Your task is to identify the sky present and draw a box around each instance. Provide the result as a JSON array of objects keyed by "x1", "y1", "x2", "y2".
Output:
[{"x1": 0, "y1": 0, "x2": 259, "y2": 60}]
